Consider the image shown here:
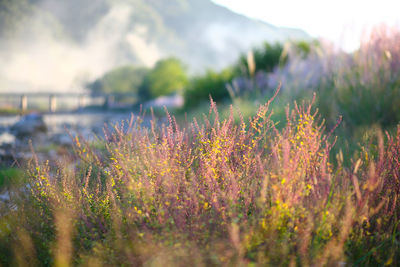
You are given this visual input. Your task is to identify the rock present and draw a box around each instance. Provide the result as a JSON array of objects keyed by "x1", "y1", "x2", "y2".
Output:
[
  {"x1": 51, "y1": 133, "x2": 74, "y2": 147},
  {"x1": 0, "y1": 148, "x2": 16, "y2": 166},
  {"x1": 0, "y1": 191, "x2": 10, "y2": 203},
  {"x1": 144, "y1": 94, "x2": 184, "y2": 109},
  {"x1": 0, "y1": 148, "x2": 11, "y2": 158},
  {"x1": 0, "y1": 132, "x2": 16, "y2": 165},
  {"x1": 10, "y1": 113, "x2": 47, "y2": 138},
  {"x1": 0, "y1": 132, "x2": 16, "y2": 148}
]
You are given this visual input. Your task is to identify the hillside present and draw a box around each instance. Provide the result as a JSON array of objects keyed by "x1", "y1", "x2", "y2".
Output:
[
  {"x1": 0, "y1": 0, "x2": 309, "y2": 91},
  {"x1": 35, "y1": 0, "x2": 309, "y2": 69}
]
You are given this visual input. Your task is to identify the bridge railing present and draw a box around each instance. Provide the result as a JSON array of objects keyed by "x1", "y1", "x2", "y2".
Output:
[{"x1": 0, "y1": 93, "x2": 138, "y2": 113}]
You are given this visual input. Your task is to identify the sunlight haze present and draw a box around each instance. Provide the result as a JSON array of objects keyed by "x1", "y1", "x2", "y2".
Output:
[{"x1": 212, "y1": 0, "x2": 400, "y2": 51}]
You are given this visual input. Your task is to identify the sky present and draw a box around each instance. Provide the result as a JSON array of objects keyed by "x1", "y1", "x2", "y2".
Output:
[{"x1": 212, "y1": 0, "x2": 400, "y2": 51}]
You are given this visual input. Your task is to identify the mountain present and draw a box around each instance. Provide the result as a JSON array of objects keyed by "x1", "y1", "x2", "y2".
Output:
[{"x1": 0, "y1": 0, "x2": 309, "y2": 92}]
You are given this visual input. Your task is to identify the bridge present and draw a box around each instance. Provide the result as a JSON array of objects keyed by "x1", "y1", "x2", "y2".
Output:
[{"x1": 0, "y1": 92, "x2": 138, "y2": 113}]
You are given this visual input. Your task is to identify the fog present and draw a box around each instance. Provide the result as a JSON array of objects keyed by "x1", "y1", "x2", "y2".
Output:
[
  {"x1": 0, "y1": 0, "x2": 308, "y2": 94},
  {"x1": 0, "y1": 3, "x2": 162, "y2": 93}
]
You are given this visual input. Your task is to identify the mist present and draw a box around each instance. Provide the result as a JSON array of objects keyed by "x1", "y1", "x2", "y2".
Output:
[
  {"x1": 0, "y1": 2, "x2": 162, "y2": 93},
  {"x1": 0, "y1": 0, "x2": 308, "y2": 93}
]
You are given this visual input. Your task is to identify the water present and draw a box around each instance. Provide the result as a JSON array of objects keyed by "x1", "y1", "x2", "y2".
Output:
[
  {"x1": 44, "y1": 112, "x2": 137, "y2": 131},
  {"x1": 0, "y1": 111, "x2": 149, "y2": 135},
  {"x1": 0, "y1": 116, "x2": 18, "y2": 127}
]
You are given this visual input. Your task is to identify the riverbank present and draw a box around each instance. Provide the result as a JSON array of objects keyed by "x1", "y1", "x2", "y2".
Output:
[{"x1": 0, "y1": 111, "x2": 157, "y2": 168}]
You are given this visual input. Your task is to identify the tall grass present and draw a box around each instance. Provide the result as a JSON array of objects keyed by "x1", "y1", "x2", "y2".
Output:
[
  {"x1": 315, "y1": 26, "x2": 400, "y2": 129},
  {"x1": 0, "y1": 86, "x2": 399, "y2": 266}
]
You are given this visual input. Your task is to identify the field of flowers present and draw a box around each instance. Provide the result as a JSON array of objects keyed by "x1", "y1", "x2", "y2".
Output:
[
  {"x1": 1, "y1": 26, "x2": 400, "y2": 266},
  {"x1": 0, "y1": 88, "x2": 399, "y2": 266}
]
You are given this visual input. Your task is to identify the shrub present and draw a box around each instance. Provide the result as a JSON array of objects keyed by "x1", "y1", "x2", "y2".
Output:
[
  {"x1": 184, "y1": 68, "x2": 234, "y2": 108},
  {"x1": 0, "y1": 167, "x2": 25, "y2": 189},
  {"x1": 1, "y1": 90, "x2": 400, "y2": 265},
  {"x1": 141, "y1": 57, "x2": 188, "y2": 99},
  {"x1": 235, "y1": 42, "x2": 285, "y2": 76},
  {"x1": 88, "y1": 65, "x2": 149, "y2": 95},
  {"x1": 270, "y1": 26, "x2": 400, "y2": 130},
  {"x1": 326, "y1": 26, "x2": 400, "y2": 128}
]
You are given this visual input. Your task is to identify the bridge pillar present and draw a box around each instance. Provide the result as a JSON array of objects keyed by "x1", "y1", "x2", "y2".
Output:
[
  {"x1": 49, "y1": 95, "x2": 57, "y2": 112},
  {"x1": 20, "y1": 95, "x2": 27, "y2": 111}
]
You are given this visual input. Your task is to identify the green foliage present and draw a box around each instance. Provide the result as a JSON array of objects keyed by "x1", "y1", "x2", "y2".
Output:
[
  {"x1": 142, "y1": 57, "x2": 188, "y2": 99},
  {"x1": 315, "y1": 28, "x2": 400, "y2": 129},
  {"x1": 0, "y1": 167, "x2": 25, "y2": 189},
  {"x1": 236, "y1": 42, "x2": 284, "y2": 76},
  {"x1": 2, "y1": 19, "x2": 400, "y2": 267},
  {"x1": 287, "y1": 40, "x2": 316, "y2": 59},
  {"x1": 296, "y1": 40, "x2": 312, "y2": 56},
  {"x1": 184, "y1": 68, "x2": 234, "y2": 108},
  {"x1": 0, "y1": 107, "x2": 21, "y2": 115},
  {"x1": 88, "y1": 65, "x2": 149, "y2": 95},
  {"x1": 1, "y1": 94, "x2": 400, "y2": 265}
]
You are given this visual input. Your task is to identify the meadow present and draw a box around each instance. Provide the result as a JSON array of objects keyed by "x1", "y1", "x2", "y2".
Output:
[{"x1": 1, "y1": 26, "x2": 400, "y2": 266}]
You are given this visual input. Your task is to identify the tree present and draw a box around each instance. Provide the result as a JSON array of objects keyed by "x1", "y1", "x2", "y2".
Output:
[
  {"x1": 88, "y1": 65, "x2": 149, "y2": 95},
  {"x1": 184, "y1": 68, "x2": 234, "y2": 108},
  {"x1": 144, "y1": 57, "x2": 188, "y2": 98},
  {"x1": 235, "y1": 42, "x2": 284, "y2": 76}
]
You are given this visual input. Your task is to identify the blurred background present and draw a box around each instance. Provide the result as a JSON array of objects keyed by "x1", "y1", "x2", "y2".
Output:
[
  {"x1": 0, "y1": 0, "x2": 311, "y2": 94},
  {"x1": 0, "y1": 0, "x2": 400, "y2": 162},
  {"x1": 3, "y1": 2, "x2": 400, "y2": 265},
  {"x1": 0, "y1": 0, "x2": 397, "y2": 95}
]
